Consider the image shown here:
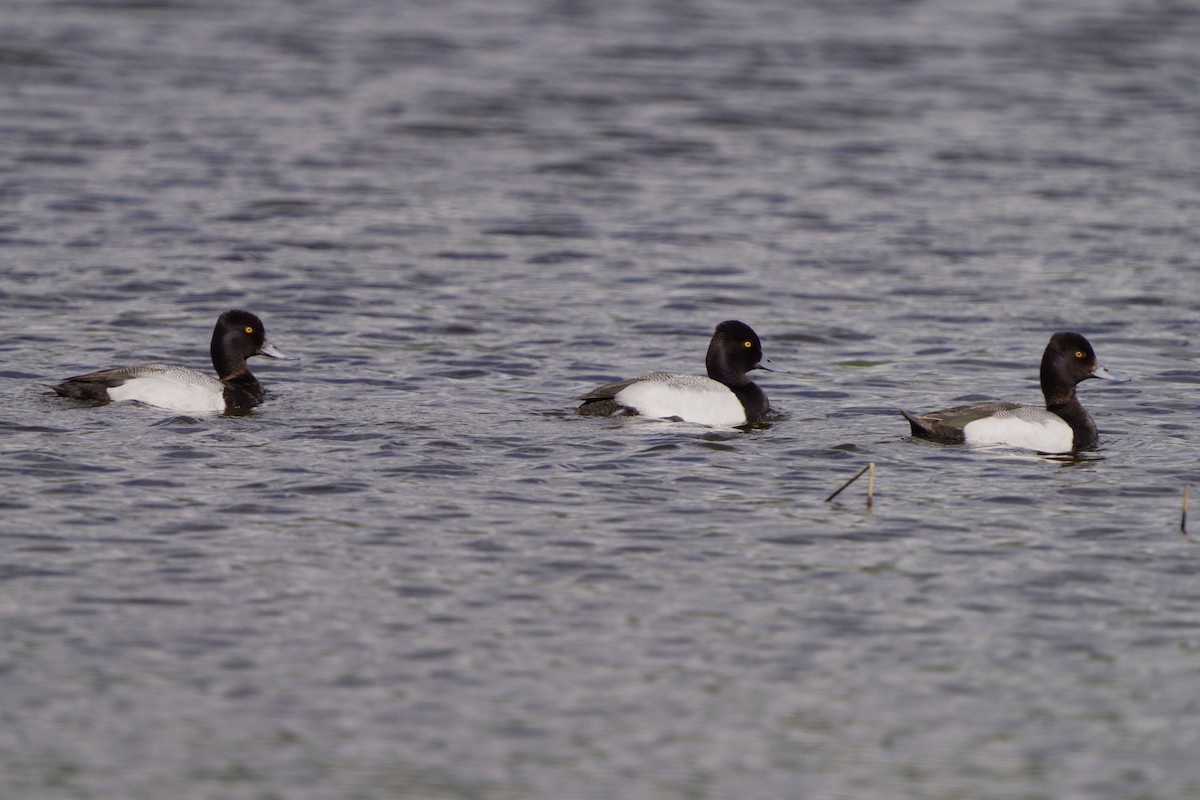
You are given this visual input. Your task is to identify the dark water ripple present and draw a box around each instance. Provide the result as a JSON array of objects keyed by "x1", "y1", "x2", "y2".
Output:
[{"x1": 2, "y1": 0, "x2": 1200, "y2": 798}]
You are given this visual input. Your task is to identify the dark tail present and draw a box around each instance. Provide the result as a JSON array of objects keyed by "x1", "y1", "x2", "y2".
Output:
[{"x1": 899, "y1": 409, "x2": 925, "y2": 436}]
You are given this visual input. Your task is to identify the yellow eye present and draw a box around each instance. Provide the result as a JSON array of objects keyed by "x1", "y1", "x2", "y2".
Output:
[
  {"x1": 743, "y1": 341, "x2": 753, "y2": 348},
  {"x1": 1075, "y1": 351, "x2": 1084, "y2": 358},
  {"x1": 245, "y1": 326, "x2": 254, "y2": 334}
]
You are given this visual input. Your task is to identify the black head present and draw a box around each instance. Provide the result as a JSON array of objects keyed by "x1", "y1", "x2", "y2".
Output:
[
  {"x1": 1039, "y1": 331, "x2": 1112, "y2": 403},
  {"x1": 706, "y1": 320, "x2": 767, "y2": 386},
  {"x1": 211, "y1": 309, "x2": 279, "y2": 379}
]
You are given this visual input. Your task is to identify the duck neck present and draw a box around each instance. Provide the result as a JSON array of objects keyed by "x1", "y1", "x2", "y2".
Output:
[
  {"x1": 211, "y1": 330, "x2": 250, "y2": 382},
  {"x1": 1047, "y1": 398, "x2": 1097, "y2": 449},
  {"x1": 222, "y1": 367, "x2": 262, "y2": 392},
  {"x1": 706, "y1": 342, "x2": 748, "y2": 388},
  {"x1": 1041, "y1": 362, "x2": 1095, "y2": 448},
  {"x1": 217, "y1": 361, "x2": 264, "y2": 407},
  {"x1": 1039, "y1": 356, "x2": 1077, "y2": 407},
  {"x1": 730, "y1": 382, "x2": 770, "y2": 423}
]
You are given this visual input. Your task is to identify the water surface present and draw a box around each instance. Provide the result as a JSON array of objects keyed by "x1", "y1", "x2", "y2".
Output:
[{"x1": 2, "y1": 0, "x2": 1200, "y2": 798}]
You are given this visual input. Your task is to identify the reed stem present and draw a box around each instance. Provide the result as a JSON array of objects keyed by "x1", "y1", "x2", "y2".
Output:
[
  {"x1": 826, "y1": 462, "x2": 876, "y2": 508},
  {"x1": 1182, "y1": 484, "x2": 1190, "y2": 534}
]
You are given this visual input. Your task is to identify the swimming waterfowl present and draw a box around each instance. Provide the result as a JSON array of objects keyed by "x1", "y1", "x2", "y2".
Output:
[
  {"x1": 574, "y1": 320, "x2": 785, "y2": 426},
  {"x1": 901, "y1": 331, "x2": 1127, "y2": 453},
  {"x1": 48, "y1": 309, "x2": 292, "y2": 414}
]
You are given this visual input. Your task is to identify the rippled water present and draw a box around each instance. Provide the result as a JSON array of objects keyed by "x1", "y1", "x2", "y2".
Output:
[{"x1": 3, "y1": 0, "x2": 1200, "y2": 798}]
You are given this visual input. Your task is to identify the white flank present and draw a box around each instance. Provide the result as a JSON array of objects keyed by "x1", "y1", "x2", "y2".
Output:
[
  {"x1": 963, "y1": 408, "x2": 1074, "y2": 453},
  {"x1": 105, "y1": 365, "x2": 227, "y2": 414},
  {"x1": 615, "y1": 373, "x2": 746, "y2": 426}
]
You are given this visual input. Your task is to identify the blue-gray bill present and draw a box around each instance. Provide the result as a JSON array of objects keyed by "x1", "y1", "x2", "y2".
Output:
[
  {"x1": 1091, "y1": 364, "x2": 1128, "y2": 382},
  {"x1": 260, "y1": 341, "x2": 296, "y2": 360}
]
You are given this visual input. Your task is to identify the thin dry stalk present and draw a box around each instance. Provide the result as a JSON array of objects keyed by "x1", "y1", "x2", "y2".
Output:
[
  {"x1": 1183, "y1": 485, "x2": 1190, "y2": 534},
  {"x1": 826, "y1": 462, "x2": 876, "y2": 509},
  {"x1": 866, "y1": 462, "x2": 875, "y2": 510}
]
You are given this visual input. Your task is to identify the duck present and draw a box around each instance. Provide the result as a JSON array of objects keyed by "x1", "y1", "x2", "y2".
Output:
[
  {"x1": 48, "y1": 309, "x2": 292, "y2": 414},
  {"x1": 901, "y1": 331, "x2": 1127, "y2": 453},
  {"x1": 574, "y1": 320, "x2": 785, "y2": 426}
]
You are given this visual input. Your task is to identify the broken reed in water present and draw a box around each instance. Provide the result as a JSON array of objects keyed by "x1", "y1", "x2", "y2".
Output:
[
  {"x1": 826, "y1": 462, "x2": 875, "y2": 509},
  {"x1": 1183, "y1": 484, "x2": 1190, "y2": 534}
]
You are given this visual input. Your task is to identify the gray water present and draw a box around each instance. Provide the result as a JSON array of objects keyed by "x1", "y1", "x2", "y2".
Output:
[{"x1": 3, "y1": 0, "x2": 1200, "y2": 798}]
